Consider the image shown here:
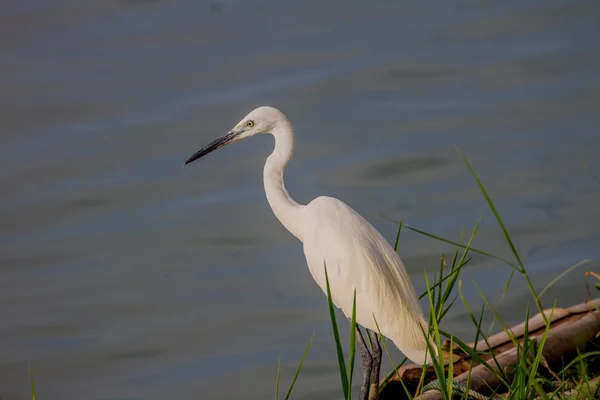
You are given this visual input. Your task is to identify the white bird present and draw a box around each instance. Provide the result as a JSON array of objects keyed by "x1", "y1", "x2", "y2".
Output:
[{"x1": 184, "y1": 106, "x2": 434, "y2": 400}]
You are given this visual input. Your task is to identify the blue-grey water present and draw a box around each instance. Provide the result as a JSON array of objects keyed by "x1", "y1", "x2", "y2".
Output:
[{"x1": 1, "y1": 0, "x2": 600, "y2": 399}]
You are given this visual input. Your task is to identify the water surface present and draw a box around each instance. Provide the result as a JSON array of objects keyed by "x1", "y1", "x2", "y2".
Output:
[{"x1": 1, "y1": 0, "x2": 600, "y2": 399}]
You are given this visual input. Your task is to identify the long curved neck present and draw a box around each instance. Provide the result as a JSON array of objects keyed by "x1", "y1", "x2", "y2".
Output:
[{"x1": 264, "y1": 120, "x2": 304, "y2": 242}]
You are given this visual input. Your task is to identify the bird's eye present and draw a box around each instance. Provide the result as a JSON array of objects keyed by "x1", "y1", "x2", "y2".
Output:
[{"x1": 246, "y1": 120, "x2": 255, "y2": 128}]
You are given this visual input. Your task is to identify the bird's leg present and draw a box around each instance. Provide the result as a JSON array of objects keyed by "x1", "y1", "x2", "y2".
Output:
[
  {"x1": 368, "y1": 330, "x2": 382, "y2": 400},
  {"x1": 355, "y1": 326, "x2": 373, "y2": 400}
]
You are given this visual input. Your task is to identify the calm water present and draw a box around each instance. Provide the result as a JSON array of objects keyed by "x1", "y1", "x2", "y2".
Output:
[{"x1": 1, "y1": 0, "x2": 600, "y2": 398}]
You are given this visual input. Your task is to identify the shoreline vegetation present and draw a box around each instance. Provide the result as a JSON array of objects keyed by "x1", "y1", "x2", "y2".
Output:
[
  {"x1": 26, "y1": 153, "x2": 600, "y2": 400},
  {"x1": 275, "y1": 152, "x2": 600, "y2": 400}
]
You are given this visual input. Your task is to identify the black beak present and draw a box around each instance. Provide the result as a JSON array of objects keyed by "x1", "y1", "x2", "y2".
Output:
[{"x1": 184, "y1": 130, "x2": 240, "y2": 166}]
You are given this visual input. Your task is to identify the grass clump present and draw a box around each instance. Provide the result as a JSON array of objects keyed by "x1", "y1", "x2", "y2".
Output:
[{"x1": 279, "y1": 154, "x2": 599, "y2": 400}]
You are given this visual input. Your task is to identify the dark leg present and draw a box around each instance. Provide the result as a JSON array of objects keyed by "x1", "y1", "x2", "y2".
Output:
[
  {"x1": 356, "y1": 326, "x2": 373, "y2": 400},
  {"x1": 368, "y1": 330, "x2": 382, "y2": 400}
]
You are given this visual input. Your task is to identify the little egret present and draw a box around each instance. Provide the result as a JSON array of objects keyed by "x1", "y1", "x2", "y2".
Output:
[{"x1": 184, "y1": 106, "x2": 434, "y2": 400}]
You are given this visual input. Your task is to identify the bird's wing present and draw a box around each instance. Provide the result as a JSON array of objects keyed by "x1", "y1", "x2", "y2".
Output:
[{"x1": 301, "y1": 196, "x2": 431, "y2": 364}]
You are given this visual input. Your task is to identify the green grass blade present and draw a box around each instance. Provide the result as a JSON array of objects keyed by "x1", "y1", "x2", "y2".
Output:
[
  {"x1": 491, "y1": 267, "x2": 516, "y2": 337},
  {"x1": 500, "y1": 268, "x2": 516, "y2": 301},
  {"x1": 379, "y1": 359, "x2": 410, "y2": 396},
  {"x1": 417, "y1": 256, "x2": 472, "y2": 302},
  {"x1": 457, "y1": 149, "x2": 525, "y2": 271},
  {"x1": 518, "y1": 304, "x2": 530, "y2": 398},
  {"x1": 438, "y1": 294, "x2": 458, "y2": 322},
  {"x1": 460, "y1": 301, "x2": 485, "y2": 400},
  {"x1": 424, "y1": 274, "x2": 449, "y2": 398},
  {"x1": 456, "y1": 281, "x2": 510, "y2": 384},
  {"x1": 456, "y1": 217, "x2": 482, "y2": 269},
  {"x1": 458, "y1": 149, "x2": 547, "y2": 320},
  {"x1": 438, "y1": 219, "x2": 480, "y2": 321},
  {"x1": 380, "y1": 215, "x2": 519, "y2": 270},
  {"x1": 379, "y1": 362, "x2": 408, "y2": 393},
  {"x1": 474, "y1": 282, "x2": 519, "y2": 348},
  {"x1": 284, "y1": 333, "x2": 315, "y2": 400},
  {"x1": 539, "y1": 260, "x2": 593, "y2": 299},
  {"x1": 438, "y1": 249, "x2": 458, "y2": 317},
  {"x1": 347, "y1": 290, "x2": 357, "y2": 398},
  {"x1": 438, "y1": 329, "x2": 507, "y2": 385},
  {"x1": 531, "y1": 380, "x2": 550, "y2": 400},
  {"x1": 393, "y1": 220, "x2": 403, "y2": 252},
  {"x1": 275, "y1": 357, "x2": 281, "y2": 400},
  {"x1": 436, "y1": 253, "x2": 446, "y2": 319},
  {"x1": 324, "y1": 263, "x2": 349, "y2": 399},
  {"x1": 559, "y1": 351, "x2": 600, "y2": 374},
  {"x1": 527, "y1": 304, "x2": 555, "y2": 392},
  {"x1": 29, "y1": 365, "x2": 36, "y2": 400},
  {"x1": 446, "y1": 337, "x2": 454, "y2": 398},
  {"x1": 371, "y1": 315, "x2": 411, "y2": 398}
]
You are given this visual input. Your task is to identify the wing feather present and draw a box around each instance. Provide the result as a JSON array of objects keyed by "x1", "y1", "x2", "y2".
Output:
[{"x1": 301, "y1": 196, "x2": 433, "y2": 364}]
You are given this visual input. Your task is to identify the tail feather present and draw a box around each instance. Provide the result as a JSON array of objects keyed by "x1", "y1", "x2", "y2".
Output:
[{"x1": 392, "y1": 314, "x2": 437, "y2": 365}]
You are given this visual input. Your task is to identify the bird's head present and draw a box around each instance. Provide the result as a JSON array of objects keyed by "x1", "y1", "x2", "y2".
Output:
[{"x1": 184, "y1": 106, "x2": 288, "y2": 165}]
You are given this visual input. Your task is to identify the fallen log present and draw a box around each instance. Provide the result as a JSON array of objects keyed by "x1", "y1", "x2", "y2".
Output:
[{"x1": 379, "y1": 298, "x2": 600, "y2": 400}]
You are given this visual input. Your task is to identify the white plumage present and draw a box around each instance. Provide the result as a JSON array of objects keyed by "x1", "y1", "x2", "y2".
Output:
[
  {"x1": 301, "y1": 196, "x2": 432, "y2": 364},
  {"x1": 184, "y1": 106, "x2": 434, "y2": 399}
]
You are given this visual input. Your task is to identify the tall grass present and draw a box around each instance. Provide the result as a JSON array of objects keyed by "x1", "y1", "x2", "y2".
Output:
[
  {"x1": 323, "y1": 263, "x2": 357, "y2": 400},
  {"x1": 279, "y1": 154, "x2": 599, "y2": 400}
]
